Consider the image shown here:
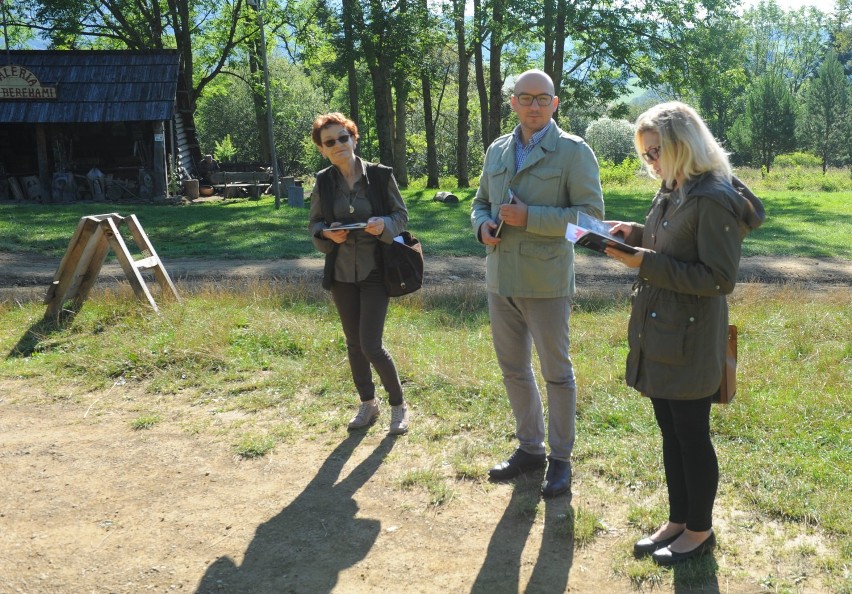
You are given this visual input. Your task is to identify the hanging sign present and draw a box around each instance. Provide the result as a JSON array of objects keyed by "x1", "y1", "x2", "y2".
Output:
[{"x1": 0, "y1": 65, "x2": 58, "y2": 100}]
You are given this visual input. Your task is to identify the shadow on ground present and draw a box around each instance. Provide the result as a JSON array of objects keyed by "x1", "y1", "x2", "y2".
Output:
[{"x1": 194, "y1": 432, "x2": 396, "y2": 593}]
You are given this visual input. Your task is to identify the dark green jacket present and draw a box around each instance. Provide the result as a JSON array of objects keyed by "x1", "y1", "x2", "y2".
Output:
[{"x1": 623, "y1": 173, "x2": 765, "y2": 399}]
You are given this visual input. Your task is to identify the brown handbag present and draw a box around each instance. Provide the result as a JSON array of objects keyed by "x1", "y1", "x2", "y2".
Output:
[{"x1": 715, "y1": 324, "x2": 738, "y2": 404}]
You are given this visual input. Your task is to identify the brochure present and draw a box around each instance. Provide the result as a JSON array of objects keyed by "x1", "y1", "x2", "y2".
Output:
[
  {"x1": 326, "y1": 222, "x2": 367, "y2": 231},
  {"x1": 494, "y1": 189, "x2": 516, "y2": 238},
  {"x1": 565, "y1": 212, "x2": 637, "y2": 254}
]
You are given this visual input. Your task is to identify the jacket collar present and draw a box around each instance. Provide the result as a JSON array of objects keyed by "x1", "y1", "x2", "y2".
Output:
[{"x1": 500, "y1": 120, "x2": 561, "y2": 173}]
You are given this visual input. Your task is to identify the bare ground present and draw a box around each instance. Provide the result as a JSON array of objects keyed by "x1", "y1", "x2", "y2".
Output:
[
  {"x1": 2, "y1": 251, "x2": 852, "y2": 298},
  {"x1": 1, "y1": 252, "x2": 850, "y2": 594}
]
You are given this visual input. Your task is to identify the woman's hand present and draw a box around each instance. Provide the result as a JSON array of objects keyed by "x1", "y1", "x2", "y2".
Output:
[
  {"x1": 605, "y1": 246, "x2": 648, "y2": 268},
  {"x1": 603, "y1": 220, "x2": 648, "y2": 267},
  {"x1": 606, "y1": 221, "x2": 631, "y2": 239},
  {"x1": 322, "y1": 224, "x2": 349, "y2": 244},
  {"x1": 365, "y1": 216, "x2": 385, "y2": 236}
]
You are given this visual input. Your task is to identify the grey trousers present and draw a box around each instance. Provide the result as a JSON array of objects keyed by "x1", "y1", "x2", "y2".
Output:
[{"x1": 488, "y1": 292, "x2": 577, "y2": 461}]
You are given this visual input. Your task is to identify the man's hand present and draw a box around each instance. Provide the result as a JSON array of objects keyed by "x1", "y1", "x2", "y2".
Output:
[
  {"x1": 480, "y1": 220, "x2": 501, "y2": 245},
  {"x1": 499, "y1": 195, "x2": 528, "y2": 229}
]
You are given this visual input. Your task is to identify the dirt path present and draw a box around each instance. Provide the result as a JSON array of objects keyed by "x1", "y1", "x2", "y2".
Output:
[
  {"x1": 0, "y1": 387, "x2": 785, "y2": 594},
  {"x1": 0, "y1": 387, "x2": 640, "y2": 594},
  {"x1": 2, "y1": 251, "x2": 851, "y2": 301}
]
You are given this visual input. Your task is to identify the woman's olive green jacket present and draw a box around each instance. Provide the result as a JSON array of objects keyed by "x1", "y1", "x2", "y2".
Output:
[{"x1": 621, "y1": 173, "x2": 765, "y2": 400}]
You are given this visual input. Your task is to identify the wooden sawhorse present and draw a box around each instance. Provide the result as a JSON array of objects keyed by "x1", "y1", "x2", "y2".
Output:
[{"x1": 44, "y1": 213, "x2": 180, "y2": 318}]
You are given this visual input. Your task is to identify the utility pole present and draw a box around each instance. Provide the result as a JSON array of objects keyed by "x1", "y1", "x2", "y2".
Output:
[{"x1": 247, "y1": 0, "x2": 281, "y2": 208}]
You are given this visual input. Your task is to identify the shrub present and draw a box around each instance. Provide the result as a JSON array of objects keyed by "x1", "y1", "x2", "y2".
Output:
[
  {"x1": 599, "y1": 156, "x2": 642, "y2": 186},
  {"x1": 214, "y1": 134, "x2": 238, "y2": 163},
  {"x1": 585, "y1": 118, "x2": 635, "y2": 164},
  {"x1": 774, "y1": 152, "x2": 822, "y2": 168}
]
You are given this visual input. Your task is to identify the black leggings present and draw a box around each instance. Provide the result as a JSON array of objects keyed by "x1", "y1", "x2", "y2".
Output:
[
  {"x1": 651, "y1": 396, "x2": 718, "y2": 531},
  {"x1": 331, "y1": 267, "x2": 404, "y2": 405}
]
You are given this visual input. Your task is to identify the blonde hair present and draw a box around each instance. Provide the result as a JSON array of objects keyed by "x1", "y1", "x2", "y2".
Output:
[{"x1": 634, "y1": 101, "x2": 731, "y2": 187}]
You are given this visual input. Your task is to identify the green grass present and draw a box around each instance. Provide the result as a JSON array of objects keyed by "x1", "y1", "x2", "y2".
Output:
[
  {"x1": 130, "y1": 413, "x2": 161, "y2": 430},
  {"x1": 1, "y1": 166, "x2": 850, "y2": 260}
]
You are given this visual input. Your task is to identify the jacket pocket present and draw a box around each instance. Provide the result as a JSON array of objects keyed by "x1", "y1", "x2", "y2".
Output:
[
  {"x1": 526, "y1": 167, "x2": 563, "y2": 205},
  {"x1": 517, "y1": 241, "x2": 568, "y2": 293},
  {"x1": 641, "y1": 300, "x2": 699, "y2": 366}
]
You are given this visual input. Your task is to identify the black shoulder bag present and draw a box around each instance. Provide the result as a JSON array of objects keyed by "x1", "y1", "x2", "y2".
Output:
[{"x1": 365, "y1": 165, "x2": 424, "y2": 297}]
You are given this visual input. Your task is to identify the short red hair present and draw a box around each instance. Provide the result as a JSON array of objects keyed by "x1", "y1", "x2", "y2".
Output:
[{"x1": 312, "y1": 112, "x2": 360, "y2": 147}]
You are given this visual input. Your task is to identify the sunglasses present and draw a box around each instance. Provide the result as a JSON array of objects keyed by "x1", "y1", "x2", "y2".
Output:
[
  {"x1": 322, "y1": 134, "x2": 351, "y2": 148},
  {"x1": 641, "y1": 146, "x2": 661, "y2": 163}
]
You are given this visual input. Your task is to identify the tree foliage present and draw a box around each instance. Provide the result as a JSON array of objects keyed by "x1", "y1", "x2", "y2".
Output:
[
  {"x1": 733, "y1": 73, "x2": 797, "y2": 171},
  {"x1": 9, "y1": 0, "x2": 852, "y2": 181},
  {"x1": 799, "y1": 51, "x2": 851, "y2": 172},
  {"x1": 742, "y1": 0, "x2": 829, "y2": 94},
  {"x1": 195, "y1": 58, "x2": 326, "y2": 174}
]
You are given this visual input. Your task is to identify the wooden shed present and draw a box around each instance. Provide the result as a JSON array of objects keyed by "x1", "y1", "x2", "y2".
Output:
[{"x1": 0, "y1": 49, "x2": 199, "y2": 202}]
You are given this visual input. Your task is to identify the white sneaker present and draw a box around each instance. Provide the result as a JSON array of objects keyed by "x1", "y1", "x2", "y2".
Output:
[
  {"x1": 348, "y1": 399, "x2": 380, "y2": 430},
  {"x1": 389, "y1": 402, "x2": 410, "y2": 435}
]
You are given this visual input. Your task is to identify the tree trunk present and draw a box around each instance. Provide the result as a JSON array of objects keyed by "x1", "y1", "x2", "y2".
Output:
[
  {"x1": 249, "y1": 41, "x2": 271, "y2": 163},
  {"x1": 552, "y1": 0, "x2": 567, "y2": 112},
  {"x1": 543, "y1": 0, "x2": 554, "y2": 75},
  {"x1": 453, "y1": 0, "x2": 470, "y2": 187},
  {"x1": 473, "y1": 0, "x2": 490, "y2": 152},
  {"x1": 487, "y1": 0, "x2": 504, "y2": 146},
  {"x1": 342, "y1": 0, "x2": 360, "y2": 136},
  {"x1": 360, "y1": 0, "x2": 395, "y2": 167},
  {"x1": 166, "y1": 0, "x2": 194, "y2": 111},
  {"x1": 367, "y1": 61, "x2": 396, "y2": 167},
  {"x1": 393, "y1": 73, "x2": 409, "y2": 187},
  {"x1": 421, "y1": 74, "x2": 440, "y2": 188}
]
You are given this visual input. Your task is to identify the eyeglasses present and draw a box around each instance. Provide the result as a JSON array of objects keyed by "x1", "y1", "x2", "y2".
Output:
[
  {"x1": 515, "y1": 93, "x2": 554, "y2": 107},
  {"x1": 641, "y1": 146, "x2": 661, "y2": 163},
  {"x1": 322, "y1": 134, "x2": 351, "y2": 148}
]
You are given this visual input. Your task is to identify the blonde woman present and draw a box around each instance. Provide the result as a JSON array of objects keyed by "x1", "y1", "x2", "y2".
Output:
[{"x1": 605, "y1": 102, "x2": 765, "y2": 565}]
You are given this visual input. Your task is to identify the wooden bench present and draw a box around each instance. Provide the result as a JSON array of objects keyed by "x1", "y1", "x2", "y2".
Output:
[{"x1": 209, "y1": 171, "x2": 271, "y2": 198}]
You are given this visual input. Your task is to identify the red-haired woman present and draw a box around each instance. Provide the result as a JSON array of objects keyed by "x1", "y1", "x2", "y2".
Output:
[{"x1": 308, "y1": 112, "x2": 410, "y2": 435}]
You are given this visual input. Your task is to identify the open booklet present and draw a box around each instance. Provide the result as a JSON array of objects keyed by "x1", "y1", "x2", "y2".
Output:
[
  {"x1": 565, "y1": 212, "x2": 638, "y2": 254},
  {"x1": 326, "y1": 222, "x2": 367, "y2": 231}
]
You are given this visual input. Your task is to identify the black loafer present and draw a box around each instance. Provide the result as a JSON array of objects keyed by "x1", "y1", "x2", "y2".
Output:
[
  {"x1": 652, "y1": 532, "x2": 716, "y2": 566},
  {"x1": 488, "y1": 448, "x2": 547, "y2": 481},
  {"x1": 633, "y1": 530, "x2": 684, "y2": 558},
  {"x1": 540, "y1": 457, "x2": 571, "y2": 498}
]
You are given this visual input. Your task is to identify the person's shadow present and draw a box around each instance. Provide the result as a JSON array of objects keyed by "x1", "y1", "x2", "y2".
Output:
[
  {"x1": 194, "y1": 431, "x2": 395, "y2": 594},
  {"x1": 672, "y1": 553, "x2": 720, "y2": 593},
  {"x1": 471, "y1": 472, "x2": 574, "y2": 594}
]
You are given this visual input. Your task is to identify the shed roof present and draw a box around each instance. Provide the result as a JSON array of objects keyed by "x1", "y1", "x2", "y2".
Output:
[{"x1": 0, "y1": 50, "x2": 180, "y2": 124}]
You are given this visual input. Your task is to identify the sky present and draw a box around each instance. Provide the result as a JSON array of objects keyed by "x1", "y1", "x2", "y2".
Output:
[{"x1": 743, "y1": 0, "x2": 838, "y2": 11}]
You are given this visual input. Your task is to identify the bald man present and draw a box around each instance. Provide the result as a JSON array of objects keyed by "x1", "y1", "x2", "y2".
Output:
[{"x1": 471, "y1": 69, "x2": 604, "y2": 498}]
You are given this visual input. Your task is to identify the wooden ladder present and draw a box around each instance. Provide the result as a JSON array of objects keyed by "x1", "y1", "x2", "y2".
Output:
[{"x1": 44, "y1": 213, "x2": 180, "y2": 318}]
